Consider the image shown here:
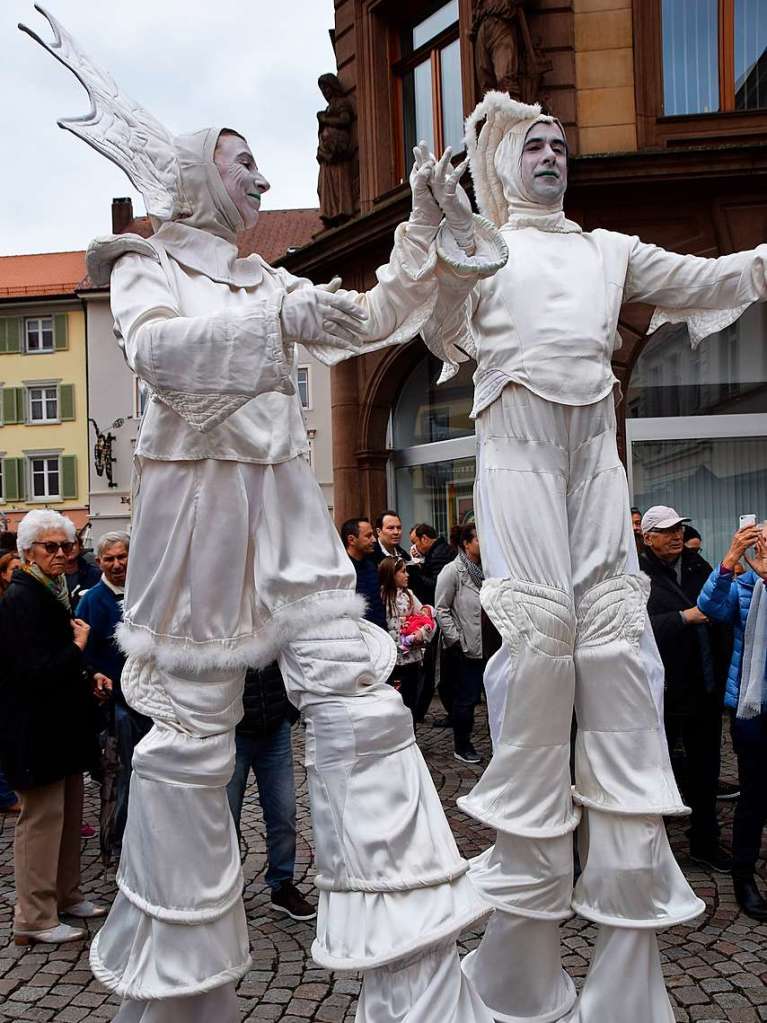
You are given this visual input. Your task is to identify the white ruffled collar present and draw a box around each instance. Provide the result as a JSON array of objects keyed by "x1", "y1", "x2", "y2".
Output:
[
  {"x1": 155, "y1": 221, "x2": 265, "y2": 287},
  {"x1": 502, "y1": 210, "x2": 582, "y2": 234}
]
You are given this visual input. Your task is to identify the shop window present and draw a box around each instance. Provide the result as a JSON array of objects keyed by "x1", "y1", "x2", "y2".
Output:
[
  {"x1": 626, "y1": 304, "x2": 767, "y2": 559},
  {"x1": 390, "y1": 352, "x2": 476, "y2": 537},
  {"x1": 395, "y1": 1, "x2": 463, "y2": 164}
]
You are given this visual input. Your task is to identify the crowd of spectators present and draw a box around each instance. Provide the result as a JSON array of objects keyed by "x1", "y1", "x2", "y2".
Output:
[{"x1": 1, "y1": 495, "x2": 765, "y2": 950}]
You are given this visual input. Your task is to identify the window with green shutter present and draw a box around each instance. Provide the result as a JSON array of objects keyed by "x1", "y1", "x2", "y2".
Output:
[
  {"x1": 53, "y1": 314, "x2": 69, "y2": 351},
  {"x1": 61, "y1": 454, "x2": 77, "y2": 499},
  {"x1": 2, "y1": 458, "x2": 25, "y2": 501},
  {"x1": 0, "y1": 317, "x2": 22, "y2": 354},
  {"x1": 2, "y1": 387, "x2": 25, "y2": 424},
  {"x1": 59, "y1": 384, "x2": 75, "y2": 421}
]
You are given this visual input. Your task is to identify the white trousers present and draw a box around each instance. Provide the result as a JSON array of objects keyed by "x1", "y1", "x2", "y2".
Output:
[
  {"x1": 464, "y1": 386, "x2": 704, "y2": 1023},
  {"x1": 95, "y1": 456, "x2": 492, "y2": 1023}
]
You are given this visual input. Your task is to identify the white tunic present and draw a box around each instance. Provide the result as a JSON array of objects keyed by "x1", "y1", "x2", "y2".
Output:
[
  {"x1": 428, "y1": 225, "x2": 767, "y2": 414},
  {"x1": 109, "y1": 218, "x2": 466, "y2": 463}
]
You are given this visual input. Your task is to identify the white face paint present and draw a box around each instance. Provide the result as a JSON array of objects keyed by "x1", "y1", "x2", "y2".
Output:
[
  {"x1": 213, "y1": 133, "x2": 270, "y2": 228},
  {"x1": 519, "y1": 123, "x2": 568, "y2": 205}
]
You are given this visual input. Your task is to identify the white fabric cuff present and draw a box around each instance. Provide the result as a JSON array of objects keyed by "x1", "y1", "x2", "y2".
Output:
[{"x1": 436, "y1": 214, "x2": 509, "y2": 280}]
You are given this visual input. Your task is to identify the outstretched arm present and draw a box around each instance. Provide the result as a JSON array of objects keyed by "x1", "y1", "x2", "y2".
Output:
[{"x1": 625, "y1": 237, "x2": 767, "y2": 346}]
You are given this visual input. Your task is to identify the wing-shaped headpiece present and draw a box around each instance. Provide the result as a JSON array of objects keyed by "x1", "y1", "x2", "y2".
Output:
[{"x1": 19, "y1": 4, "x2": 179, "y2": 221}]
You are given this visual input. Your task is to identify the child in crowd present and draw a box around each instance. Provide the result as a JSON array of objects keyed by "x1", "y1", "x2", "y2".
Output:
[{"x1": 378, "y1": 556, "x2": 436, "y2": 721}]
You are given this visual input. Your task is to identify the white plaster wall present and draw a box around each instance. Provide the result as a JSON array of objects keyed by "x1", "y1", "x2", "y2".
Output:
[{"x1": 83, "y1": 293, "x2": 139, "y2": 541}]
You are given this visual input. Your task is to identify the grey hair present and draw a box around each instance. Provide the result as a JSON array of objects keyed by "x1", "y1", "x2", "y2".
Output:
[
  {"x1": 96, "y1": 531, "x2": 131, "y2": 558},
  {"x1": 17, "y1": 509, "x2": 76, "y2": 562}
]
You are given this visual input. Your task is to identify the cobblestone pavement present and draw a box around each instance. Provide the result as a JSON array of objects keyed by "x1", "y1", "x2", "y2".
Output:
[{"x1": 1, "y1": 702, "x2": 765, "y2": 1023}]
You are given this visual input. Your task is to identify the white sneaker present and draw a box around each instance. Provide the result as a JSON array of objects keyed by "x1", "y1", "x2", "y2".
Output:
[
  {"x1": 14, "y1": 923, "x2": 86, "y2": 946},
  {"x1": 61, "y1": 899, "x2": 108, "y2": 919}
]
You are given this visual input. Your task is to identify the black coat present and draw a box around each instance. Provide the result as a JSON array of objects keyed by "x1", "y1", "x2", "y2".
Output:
[
  {"x1": 237, "y1": 662, "x2": 298, "y2": 739},
  {"x1": 641, "y1": 548, "x2": 732, "y2": 716},
  {"x1": 0, "y1": 569, "x2": 100, "y2": 790},
  {"x1": 411, "y1": 538, "x2": 456, "y2": 605}
]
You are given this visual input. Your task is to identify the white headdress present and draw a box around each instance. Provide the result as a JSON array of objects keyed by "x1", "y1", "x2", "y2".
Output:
[
  {"x1": 464, "y1": 90, "x2": 580, "y2": 233},
  {"x1": 19, "y1": 4, "x2": 180, "y2": 222}
]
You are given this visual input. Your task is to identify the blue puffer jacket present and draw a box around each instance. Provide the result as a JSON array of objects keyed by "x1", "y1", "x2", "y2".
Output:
[{"x1": 697, "y1": 567, "x2": 758, "y2": 710}]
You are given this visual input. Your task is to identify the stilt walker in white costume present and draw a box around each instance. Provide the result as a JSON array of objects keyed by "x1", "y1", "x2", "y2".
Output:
[
  {"x1": 20, "y1": 9, "x2": 511, "y2": 1023},
  {"x1": 416, "y1": 90, "x2": 767, "y2": 1023}
]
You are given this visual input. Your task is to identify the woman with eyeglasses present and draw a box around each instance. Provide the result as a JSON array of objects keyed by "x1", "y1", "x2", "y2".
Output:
[
  {"x1": 379, "y1": 556, "x2": 436, "y2": 722},
  {"x1": 0, "y1": 509, "x2": 109, "y2": 945}
]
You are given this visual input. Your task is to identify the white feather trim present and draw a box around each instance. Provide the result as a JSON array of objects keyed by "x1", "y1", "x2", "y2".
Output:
[
  {"x1": 465, "y1": 92, "x2": 543, "y2": 227},
  {"x1": 116, "y1": 590, "x2": 367, "y2": 671}
]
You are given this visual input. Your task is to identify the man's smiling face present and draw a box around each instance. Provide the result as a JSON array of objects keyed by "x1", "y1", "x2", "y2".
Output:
[
  {"x1": 214, "y1": 131, "x2": 270, "y2": 228},
  {"x1": 519, "y1": 122, "x2": 568, "y2": 204}
]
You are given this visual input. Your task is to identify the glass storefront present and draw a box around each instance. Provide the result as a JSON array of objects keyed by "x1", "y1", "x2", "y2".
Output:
[
  {"x1": 626, "y1": 306, "x2": 767, "y2": 559},
  {"x1": 391, "y1": 354, "x2": 476, "y2": 535}
]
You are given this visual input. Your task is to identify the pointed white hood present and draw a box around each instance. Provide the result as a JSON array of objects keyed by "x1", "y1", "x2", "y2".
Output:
[{"x1": 465, "y1": 91, "x2": 580, "y2": 234}]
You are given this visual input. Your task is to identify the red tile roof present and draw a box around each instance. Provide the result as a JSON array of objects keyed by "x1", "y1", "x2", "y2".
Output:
[
  {"x1": 124, "y1": 208, "x2": 323, "y2": 263},
  {"x1": 238, "y1": 209, "x2": 323, "y2": 262},
  {"x1": 0, "y1": 251, "x2": 86, "y2": 299}
]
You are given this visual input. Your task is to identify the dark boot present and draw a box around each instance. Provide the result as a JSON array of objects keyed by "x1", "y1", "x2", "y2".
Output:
[{"x1": 733, "y1": 875, "x2": 767, "y2": 922}]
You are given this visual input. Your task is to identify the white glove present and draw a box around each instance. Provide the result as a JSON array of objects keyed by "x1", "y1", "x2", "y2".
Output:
[
  {"x1": 430, "y1": 147, "x2": 475, "y2": 254},
  {"x1": 409, "y1": 141, "x2": 442, "y2": 228},
  {"x1": 280, "y1": 288, "x2": 367, "y2": 349}
]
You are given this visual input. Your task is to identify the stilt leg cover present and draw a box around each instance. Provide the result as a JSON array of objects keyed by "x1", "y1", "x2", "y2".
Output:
[
  {"x1": 355, "y1": 941, "x2": 495, "y2": 1023},
  {"x1": 90, "y1": 663, "x2": 251, "y2": 1000},
  {"x1": 112, "y1": 982, "x2": 239, "y2": 1022},
  {"x1": 572, "y1": 809, "x2": 704, "y2": 928},
  {"x1": 573, "y1": 576, "x2": 687, "y2": 817},
  {"x1": 468, "y1": 831, "x2": 574, "y2": 920},
  {"x1": 303, "y1": 686, "x2": 490, "y2": 969},
  {"x1": 462, "y1": 911, "x2": 576, "y2": 1023},
  {"x1": 458, "y1": 579, "x2": 579, "y2": 837},
  {"x1": 562, "y1": 926, "x2": 674, "y2": 1023}
]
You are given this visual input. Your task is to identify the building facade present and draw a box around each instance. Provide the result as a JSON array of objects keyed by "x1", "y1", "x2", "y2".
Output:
[
  {"x1": 282, "y1": 0, "x2": 767, "y2": 559},
  {"x1": 0, "y1": 252, "x2": 90, "y2": 531}
]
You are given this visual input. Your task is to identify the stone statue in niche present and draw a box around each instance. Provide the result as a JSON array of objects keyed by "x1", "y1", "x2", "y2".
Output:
[
  {"x1": 316, "y1": 73, "x2": 356, "y2": 227},
  {"x1": 471, "y1": 0, "x2": 552, "y2": 103}
]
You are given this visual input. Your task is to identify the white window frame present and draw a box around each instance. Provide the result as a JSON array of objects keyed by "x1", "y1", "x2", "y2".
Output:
[
  {"x1": 297, "y1": 365, "x2": 311, "y2": 411},
  {"x1": 27, "y1": 383, "x2": 60, "y2": 424},
  {"x1": 27, "y1": 452, "x2": 62, "y2": 501},
  {"x1": 625, "y1": 412, "x2": 767, "y2": 497},
  {"x1": 24, "y1": 317, "x2": 55, "y2": 354}
]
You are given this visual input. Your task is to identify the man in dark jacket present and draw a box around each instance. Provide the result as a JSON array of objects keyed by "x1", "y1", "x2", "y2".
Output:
[
  {"x1": 341, "y1": 517, "x2": 387, "y2": 631},
  {"x1": 641, "y1": 505, "x2": 733, "y2": 872},
  {"x1": 371, "y1": 510, "x2": 413, "y2": 566},
  {"x1": 411, "y1": 523, "x2": 455, "y2": 605},
  {"x1": 226, "y1": 662, "x2": 314, "y2": 921},
  {"x1": 76, "y1": 531, "x2": 152, "y2": 854},
  {"x1": 64, "y1": 535, "x2": 101, "y2": 604}
]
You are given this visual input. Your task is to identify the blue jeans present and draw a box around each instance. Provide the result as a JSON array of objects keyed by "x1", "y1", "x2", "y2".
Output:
[
  {"x1": 226, "y1": 721, "x2": 296, "y2": 891},
  {"x1": 114, "y1": 702, "x2": 153, "y2": 850},
  {"x1": 0, "y1": 766, "x2": 17, "y2": 810}
]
